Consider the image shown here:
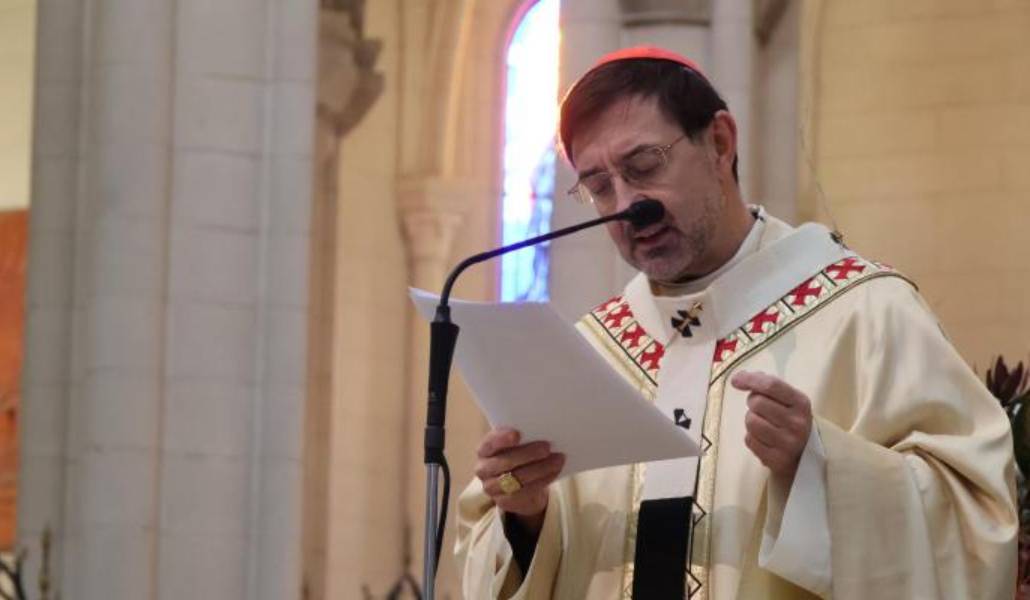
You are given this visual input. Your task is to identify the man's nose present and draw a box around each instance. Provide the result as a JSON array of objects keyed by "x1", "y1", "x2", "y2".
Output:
[{"x1": 611, "y1": 175, "x2": 643, "y2": 213}]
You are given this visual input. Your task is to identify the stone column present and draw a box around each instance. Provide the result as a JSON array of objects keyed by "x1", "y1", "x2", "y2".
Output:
[
  {"x1": 305, "y1": 8, "x2": 384, "y2": 598},
  {"x1": 66, "y1": 1, "x2": 176, "y2": 596},
  {"x1": 19, "y1": 0, "x2": 86, "y2": 591},
  {"x1": 20, "y1": 2, "x2": 318, "y2": 599},
  {"x1": 711, "y1": 0, "x2": 757, "y2": 199},
  {"x1": 550, "y1": 0, "x2": 624, "y2": 321},
  {"x1": 160, "y1": 1, "x2": 317, "y2": 597},
  {"x1": 619, "y1": 0, "x2": 711, "y2": 61}
]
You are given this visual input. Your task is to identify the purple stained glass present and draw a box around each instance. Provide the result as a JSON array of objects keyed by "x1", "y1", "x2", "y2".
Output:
[{"x1": 501, "y1": 0, "x2": 559, "y2": 302}]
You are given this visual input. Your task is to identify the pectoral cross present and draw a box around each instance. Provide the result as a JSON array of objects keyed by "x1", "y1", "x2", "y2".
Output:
[{"x1": 671, "y1": 302, "x2": 703, "y2": 338}]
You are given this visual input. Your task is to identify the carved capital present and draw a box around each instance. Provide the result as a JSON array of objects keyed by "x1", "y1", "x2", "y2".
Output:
[
  {"x1": 400, "y1": 209, "x2": 465, "y2": 267},
  {"x1": 396, "y1": 177, "x2": 478, "y2": 217},
  {"x1": 397, "y1": 176, "x2": 497, "y2": 290},
  {"x1": 397, "y1": 177, "x2": 477, "y2": 289},
  {"x1": 619, "y1": 0, "x2": 712, "y2": 26}
]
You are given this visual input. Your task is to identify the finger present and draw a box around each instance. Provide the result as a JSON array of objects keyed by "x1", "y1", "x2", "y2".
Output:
[
  {"x1": 514, "y1": 454, "x2": 565, "y2": 487},
  {"x1": 750, "y1": 394, "x2": 812, "y2": 441},
  {"x1": 475, "y1": 442, "x2": 552, "y2": 480},
  {"x1": 477, "y1": 428, "x2": 521, "y2": 459},
  {"x1": 483, "y1": 454, "x2": 564, "y2": 497},
  {"x1": 746, "y1": 393, "x2": 792, "y2": 426},
  {"x1": 494, "y1": 478, "x2": 553, "y2": 514},
  {"x1": 745, "y1": 432, "x2": 789, "y2": 470},
  {"x1": 744, "y1": 409, "x2": 791, "y2": 449},
  {"x1": 731, "y1": 371, "x2": 805, "y2": 408}
]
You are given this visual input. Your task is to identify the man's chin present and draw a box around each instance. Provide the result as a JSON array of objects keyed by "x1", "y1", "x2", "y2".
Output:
[
  {"x1": 636, "y1": 259, "x2": 690, "y2": 283},
  {"x1": 621, "y1": 244, "x2": 693, "y2": 281}
]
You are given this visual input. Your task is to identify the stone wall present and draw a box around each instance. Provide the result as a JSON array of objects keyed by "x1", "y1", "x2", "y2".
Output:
[
  {"x1": 803, "y1": 0, "x2": 1030, "y2": 365},
  {"x1": 0, "y1": 0, "x2": 35, "y2": 210}
]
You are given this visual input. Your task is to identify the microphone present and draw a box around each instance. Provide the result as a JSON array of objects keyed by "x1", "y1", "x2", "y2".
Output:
[
  {"x1": 420, "y1": 198, "x2": 665, "y2": 599},
  {"x1": 625, "y1": 198, "x2": 665, "y2": 230}
]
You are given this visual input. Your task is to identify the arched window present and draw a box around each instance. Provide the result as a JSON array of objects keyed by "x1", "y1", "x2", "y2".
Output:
[{"x1": 500, "y1": 0, "x2": 560, "y2": 302}]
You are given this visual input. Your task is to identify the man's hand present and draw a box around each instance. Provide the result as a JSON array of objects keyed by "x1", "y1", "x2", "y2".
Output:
[
  {"x1": 730, "y1": 371, "x2": 812, "y2": 486},
  {"x1": 475, "y1": 428, "x2": 565, "y2": 535}
]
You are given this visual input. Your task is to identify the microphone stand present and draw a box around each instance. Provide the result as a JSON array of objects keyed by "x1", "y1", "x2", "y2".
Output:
[{"x1": 420, "y1": 200, "x2": 664, "y2": 599}]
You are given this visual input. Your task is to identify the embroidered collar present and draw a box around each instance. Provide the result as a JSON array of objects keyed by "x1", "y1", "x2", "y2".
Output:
[{"x1": 623, "y1": 213, "x2": 850, "y2": 347}]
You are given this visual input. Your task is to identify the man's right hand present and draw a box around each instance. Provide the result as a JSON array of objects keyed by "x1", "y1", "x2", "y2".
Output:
[{"x1": 475, "y1": 428, "x2": 565, "y2": 536}]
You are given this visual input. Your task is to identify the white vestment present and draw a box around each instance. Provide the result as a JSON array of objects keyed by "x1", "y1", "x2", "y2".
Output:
[{"x1": 455, "y1": 213, "x2": 1017, "y2": 599}]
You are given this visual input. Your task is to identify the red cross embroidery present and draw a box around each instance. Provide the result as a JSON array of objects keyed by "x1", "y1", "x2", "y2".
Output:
[
  {"x1": 595, "y1": 296, "x2": 622, "y2": 314},
  {"x1": 714, "y1": 337, "x2": 738, "y2": 362},
  {"x1": 620, "y1": 323, "x2": 647, "y2": 350},
  {"x1": 789, "y1": 279, "x2": 822, "y2": 306},
  {"x1": 826, "y1": 257, "x2": 865, "y2": 280},
  {"x1": 640, "y1": 343, "x2": 665, "y2": 371},
  {"x1": 603, "y1": 303, "x2": 632, "y2": 329},
  {"x1": 748, "y1": 307, "x2": 779, "y2": 335}
]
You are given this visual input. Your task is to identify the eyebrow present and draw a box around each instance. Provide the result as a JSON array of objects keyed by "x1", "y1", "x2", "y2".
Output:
[{"x1": 575, "y1": 143, "x2": 656, "y2": 179}]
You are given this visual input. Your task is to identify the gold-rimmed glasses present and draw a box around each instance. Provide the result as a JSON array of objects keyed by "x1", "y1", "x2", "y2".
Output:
[{"x1": 566, "y1": 134, "x2": 687, "y2": 211}]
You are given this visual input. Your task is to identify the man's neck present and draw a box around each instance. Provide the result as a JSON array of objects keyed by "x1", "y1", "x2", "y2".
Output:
[{"x1": 652, "y1": 208, "x2": 760, "y2": 296}]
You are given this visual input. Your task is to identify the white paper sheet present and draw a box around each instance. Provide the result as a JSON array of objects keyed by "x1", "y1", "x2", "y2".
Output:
[{"x1": 410, "y1": 289, "x2": 699, "y2": 476}]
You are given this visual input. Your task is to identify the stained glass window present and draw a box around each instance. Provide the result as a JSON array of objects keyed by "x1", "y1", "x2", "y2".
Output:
[{"x1": 501, "y1": 0, "x2": 559, "y2": 302}]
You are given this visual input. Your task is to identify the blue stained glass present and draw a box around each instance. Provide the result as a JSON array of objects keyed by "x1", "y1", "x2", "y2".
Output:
[{"x1": 501, "y1": 0, "x2": 559, "y2": 302}]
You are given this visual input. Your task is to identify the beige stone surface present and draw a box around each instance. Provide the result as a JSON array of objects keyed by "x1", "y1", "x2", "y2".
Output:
[
  {"x1": 19, "y1": 2, "x2": 316, "y2": 599},
  {"x1": 804, "y1": 0, "x2": 1030, "y2": 367},
  {"x1": 317, "y1": 1, "x2": 523, "y2": 597},
  {"x1": 0, "y1": 0, "x2": 35, "y2": 210},
  {"x1": 15, "y1": 2, "x2": 1030, "y2": 599}
]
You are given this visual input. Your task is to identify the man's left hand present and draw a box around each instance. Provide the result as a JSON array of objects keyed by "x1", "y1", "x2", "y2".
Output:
[{"x1": 730, "y1": 370, "x2": 813, "y2": 485}]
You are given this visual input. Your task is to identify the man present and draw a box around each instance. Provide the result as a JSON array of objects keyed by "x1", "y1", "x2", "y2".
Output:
[{"x1": 455, "y1": 46, "x2": 1017, "y2": 599}]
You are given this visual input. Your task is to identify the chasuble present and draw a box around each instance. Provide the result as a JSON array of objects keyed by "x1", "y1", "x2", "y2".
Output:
[{"x1": 455, "y1": 213, "x2": 1017, "y2": 599}]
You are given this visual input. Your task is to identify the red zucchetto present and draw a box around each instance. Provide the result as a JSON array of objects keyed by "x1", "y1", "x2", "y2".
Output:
[{"x1": 585, "y1": 45, "x2": 708, "y2": 82}]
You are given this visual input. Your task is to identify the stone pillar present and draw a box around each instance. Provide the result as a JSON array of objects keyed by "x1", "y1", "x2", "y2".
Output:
[
  {"x1": 711, "y1": 0, "x2": 757, "y2": 199},
  {"x1": 306, "y1": 7, "x2": 384, "y2": 598},
  {"x1": 619, "y1": 0, "x2": 711, "y2": 62},
  {"x1": 755, "y1": 0, "x2": 800, "y2": 221},
  {"x1": 19, "y1": 0, "x2": 85, "y2": 591},
  {"x1": 68, "y1": 0, "x2": 175, "y2": 596},
  {"x1": 20, "y1": 2, "x2": 318, "y2": 599},
  {"x1": 160, "y1": 2, "x2": 316, "y2": 598},
  {"x1": 550, "y1": 0, "x2": 624, "y2": 321}
]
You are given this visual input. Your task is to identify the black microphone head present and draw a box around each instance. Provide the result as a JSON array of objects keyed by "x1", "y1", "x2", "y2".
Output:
[{"x1": 624, "y1": 199, "x2": 665, "y2": 229}]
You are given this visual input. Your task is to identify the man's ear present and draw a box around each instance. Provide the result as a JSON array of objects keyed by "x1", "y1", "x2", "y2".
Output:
[{"x1": 710, "y1": 110, "x2": 738, "y2": 178}]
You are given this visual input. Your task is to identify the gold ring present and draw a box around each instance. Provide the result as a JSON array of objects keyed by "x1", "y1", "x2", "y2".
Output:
[{"x1": 498, "y1": 471, "x2": 522, "y2": 495}]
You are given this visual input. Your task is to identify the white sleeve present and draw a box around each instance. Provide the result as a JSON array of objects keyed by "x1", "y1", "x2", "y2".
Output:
[{"x1": 758, "y1": 424, "x2": 832, "y2": 597}]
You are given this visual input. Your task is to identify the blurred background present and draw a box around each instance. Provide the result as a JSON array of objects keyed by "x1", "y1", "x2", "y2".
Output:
[{"x1": 0, "y1": 0, "x2": 1027, "y2": 598}]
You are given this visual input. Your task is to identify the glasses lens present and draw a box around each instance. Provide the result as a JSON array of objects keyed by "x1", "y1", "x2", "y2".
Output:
[
  {"x1": 568, "y1": 183, "x2": 591, "y2": 204},
  {"x1": 622, "y1": 147, "x2": 665, "y2": 182},
  {"x1": 581, "y1": 172, "x2": 612, "y2": 196},
  {"x1": 576, "y1": 173, "x2": 615, "y2": 208}
]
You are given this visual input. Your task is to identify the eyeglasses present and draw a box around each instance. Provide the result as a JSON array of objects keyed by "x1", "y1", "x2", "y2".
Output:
[{"x1": 567, "y1": 135, "x2": 687, "y2": 210}]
